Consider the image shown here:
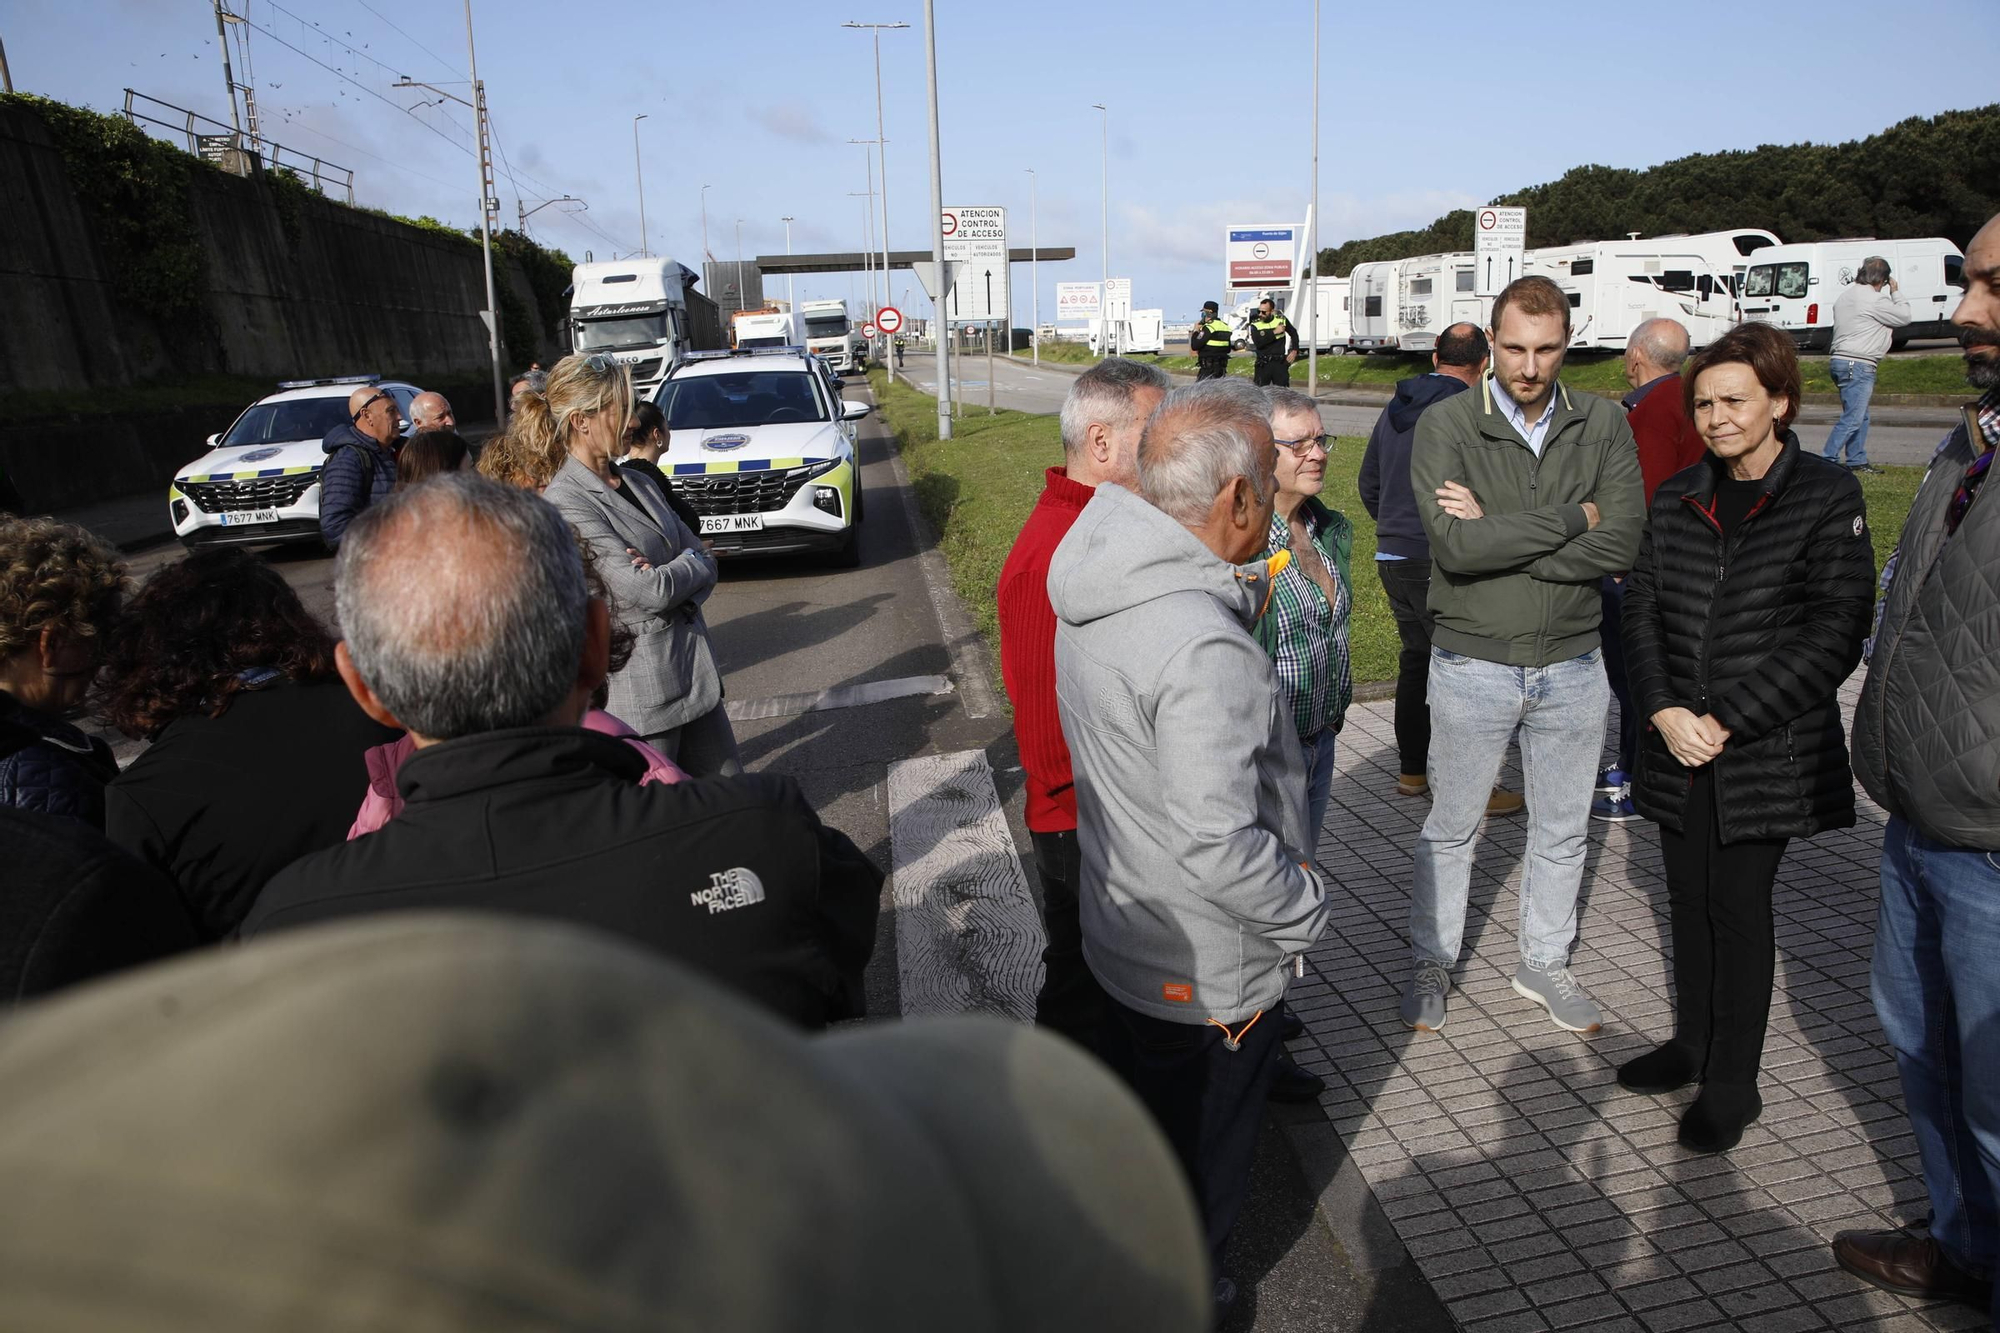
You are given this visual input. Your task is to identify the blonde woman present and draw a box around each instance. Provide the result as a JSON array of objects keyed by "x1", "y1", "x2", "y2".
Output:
[{"x1": 528, "y1": 355, "x2": 739, "y2": 776}]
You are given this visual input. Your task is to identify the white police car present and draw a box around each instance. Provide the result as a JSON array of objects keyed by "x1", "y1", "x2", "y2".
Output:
[
  {"x1": 649, "y1": 347, "x2": 870, "y2": 564},
  {"x1": 169, "y1": 375, "x2": 417, "y2": 550}
]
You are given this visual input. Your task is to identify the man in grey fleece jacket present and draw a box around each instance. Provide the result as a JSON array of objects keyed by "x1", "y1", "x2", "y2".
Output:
[{"x1": 1049, "y1": 378, "x2": 1330, "y2": 1305}]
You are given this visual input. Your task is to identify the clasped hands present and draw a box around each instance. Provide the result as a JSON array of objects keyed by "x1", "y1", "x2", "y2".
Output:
[{"x1": 1652, "y1": 707, "x2": 1731, "y2": 768}]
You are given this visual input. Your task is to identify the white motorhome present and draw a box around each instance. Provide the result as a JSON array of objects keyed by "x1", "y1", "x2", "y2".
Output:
[
  {"x1": 569, "y1": 257, "x2": 702, "y2": 392},
  {"x1": 1348, "y1": 260, "x2": 1403, "y2": 352},
  {"x1": 1300, "y1": 277, "x2": 1351, "y2": 353},
  {"x1": 1087, "y1": 310, "x2": 1163, "y2": 355},
  {"x1": 1633, "y1": 228, "x2": 1781, "y2": 294},
  {"x1": 799, "y1": 299, "x2": 864, "y2": 374},
  {"x1": 1388, "y1": 252, "x2": 1481, "y2": 353},
  {"x1": 1528, "y1": 240, "x2": 1738, "y2": 351},
  {"x1": 1736, "y1": 237, "x2": 1966, "y2": 351}
]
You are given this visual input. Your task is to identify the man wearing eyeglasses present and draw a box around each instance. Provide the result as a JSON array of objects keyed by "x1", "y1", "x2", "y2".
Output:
[{"x1": 319, "y1": 385, "x2": 404, "y2": 549}]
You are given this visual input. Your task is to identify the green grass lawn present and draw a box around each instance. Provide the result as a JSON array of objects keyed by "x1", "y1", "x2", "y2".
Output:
[
  {"x1": 873, "y1": 369, "x2": 1924, "y2": 694},
  {"x1": 1018, "y1": 341, "x2": 1967, "y2": 396}
]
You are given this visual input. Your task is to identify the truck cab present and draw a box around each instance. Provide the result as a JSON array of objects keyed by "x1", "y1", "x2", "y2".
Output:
[
  {"x1": 568, "y1": 258, "x2": 701, "y2": 393},
  {"x1": 800, "y1": 300, "x2": 865, "y2": 375}
]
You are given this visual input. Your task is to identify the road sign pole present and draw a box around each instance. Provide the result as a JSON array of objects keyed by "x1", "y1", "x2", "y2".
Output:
[
  {"x1": 922, "y1": 0, "x2": 952, "y2": 439},
  {"x1": 987, "y1": 321, "x2": 996, "y2": 416}
]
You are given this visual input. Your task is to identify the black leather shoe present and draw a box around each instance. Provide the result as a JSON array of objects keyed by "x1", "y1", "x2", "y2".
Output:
[
  {"x1": 1618, "y1": 1040, "x2": 1700, "y2": 1095},
  {"x1": 1279, "y1": 1008, "x2": 1306, "y2": 1041},
  {"x1": 1267, "y1": 1054, "x2": 1325, "y2": 1103},
  {"x1": 1677, "y1": 1083, "x2": 1760, "y2": 1154},
  {"x1": 1833, "y1": 1230, "x2": 1994, "y2": 1307}
]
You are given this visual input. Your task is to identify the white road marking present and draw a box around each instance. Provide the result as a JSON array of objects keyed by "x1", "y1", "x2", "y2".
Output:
[
  {"x1": 886, "y1": 748, "x2": 1044, "y2": 1020},
  {"x1": 724, "y1": 674, "x2": 953, "y2": 722}
]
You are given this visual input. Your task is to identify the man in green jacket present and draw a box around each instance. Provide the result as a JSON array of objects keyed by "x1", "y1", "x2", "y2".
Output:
[{"x1": 1400, "y1": 275, "x2": 1644, "y2": 1037}]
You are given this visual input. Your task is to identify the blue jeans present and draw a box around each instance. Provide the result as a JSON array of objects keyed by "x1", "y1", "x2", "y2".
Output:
[
  {"x1": 1302, "y1": 729, "x2": 1338, "y2": 850},
  {"x1": 1412, "y1": 647, "x2": 1609, "y2": 969},
  {"x1": 1873, "y1": 816, "x2": 2000, "y2": 1297},
  {"x1": 1823, "y1": 356, "x2": 1877, "y2": 466}
]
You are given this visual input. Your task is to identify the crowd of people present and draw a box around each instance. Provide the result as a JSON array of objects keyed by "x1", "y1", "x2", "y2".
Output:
[
  {"x1": 0, "y1": 213, "x2": 1996, "y2": 1326},
  {"x1": 995, "y1": 214, "x2": 2000, "y2": 1321}
]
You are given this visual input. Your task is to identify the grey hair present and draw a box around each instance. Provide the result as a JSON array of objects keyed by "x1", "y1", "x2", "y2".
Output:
[
  {"x1": 1858, "y1": 256, "x2": 1892, "y2": 286},
  {"x1": 335, "y1": 472, "x2": 588, "y2": 740},
  {"x1": 1628, "y1": 318, "x2": 1690, "y2": 373},
  {"x1": 1265, "y1": 386, "x2": 1320, "y2": 426},
  {"x1": 1058, "y1": 357, "x2": 1172, "y2": 458},
  {"x1": 1137, "y1": 378, "x2": 1275, "y2": 526}
]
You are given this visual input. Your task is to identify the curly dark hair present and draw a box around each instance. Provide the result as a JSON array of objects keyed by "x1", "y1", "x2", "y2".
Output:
[
  {"x1": 92, "y1": 549, "x2": 337, "y2": 740},
  {"x1": 0, "y1": 515, "x2": 125, "y2": 661}
]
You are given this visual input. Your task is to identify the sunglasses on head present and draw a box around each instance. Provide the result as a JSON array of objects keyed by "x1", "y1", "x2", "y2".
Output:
[{"x1": 351, "y1": 390, "x2": 393, "y2": 422}]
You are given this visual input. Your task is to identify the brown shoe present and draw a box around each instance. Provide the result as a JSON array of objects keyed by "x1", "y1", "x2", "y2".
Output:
[
  {"x1": 1396, "y1": 773, "x2": 1429, "y2": 797},
  {"x1": 1832, "y1": 1230, "x2": 1994, "y2": 1306},
  {"x1": 1485, "y1": 788, "x2": 1525, "y2": 817}
]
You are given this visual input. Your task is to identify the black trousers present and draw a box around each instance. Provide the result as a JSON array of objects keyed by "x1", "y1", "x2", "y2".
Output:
[
  {"x1": 1375, "y1": 556, "x2": 1434, "y2": 776},
  {"x1": 1196, "y1": 352, "x2": 1231, "y2": 380},
  {"x1": 1030, "y1": 829, "x2": 1110, "y2": 1051},
  {"x1": 1100, "y1": 997, "x2": 1283, "y2": 1272},
  {"x1": 1600, "y1": 575, "x2": 1638, "y2": 775},
  {"x1": 1253, "y1": 355, "x2": 1290, "y2": 387},
  {"x1": 1660, "y1": 767, "x2": 1788, "y2": 1085}
]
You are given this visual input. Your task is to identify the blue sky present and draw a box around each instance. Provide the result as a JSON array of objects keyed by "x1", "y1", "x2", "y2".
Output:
[{"x1": 11, "y1": 0, "x2": 2000, "y2": 324}]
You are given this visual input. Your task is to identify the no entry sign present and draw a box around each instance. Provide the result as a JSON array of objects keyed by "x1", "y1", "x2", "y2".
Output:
[{"x1": 877, "y1": 305, "x2": 904, "y2": 334}]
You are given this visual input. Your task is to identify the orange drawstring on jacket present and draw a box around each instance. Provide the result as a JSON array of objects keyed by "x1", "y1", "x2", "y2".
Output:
[{"x1": 1206, "y1": 1009, "x2": 1264, "y2": 1052}]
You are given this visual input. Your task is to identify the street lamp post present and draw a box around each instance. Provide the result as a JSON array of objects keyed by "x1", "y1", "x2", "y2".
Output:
[
  {"x1": 922, "y1": 0, "x2": 951, "y2": 439},
  {"x1": 848, "y1": 139, "x2": 881, "y2": 322},
  {"x1": 843, "y1": 20, "x2": 909, "y2": 384},
  {"x1": 1091, "y1": 102, "x2": 1113, "y2": 355},
  {"x1": 1025, "y1": 167, "x2": 1039, "y2": 366},
  {"x1": 632, "y1": 113, "x2": 649, "y2": 258},
  {"x1": 734, "y1": 219, "x2": 746, "y2": 315},
  {"x1": 1307, "y1": 0, "x2": 1320, "y2": 396},
  {"x1": 700, "y1": 183, "x2": 712, "y2": 271},
  {"x1": 780, "y1": 215, "x2": 795, "y2": 332}
]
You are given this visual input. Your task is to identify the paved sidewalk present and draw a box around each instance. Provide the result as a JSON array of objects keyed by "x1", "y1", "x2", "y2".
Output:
[{"x1": 1287, "y1": 675, "x2": 1979, "y2": 1332}]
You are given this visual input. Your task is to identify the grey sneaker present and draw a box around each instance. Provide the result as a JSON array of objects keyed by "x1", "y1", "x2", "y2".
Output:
[
  {"x1": 1513, "y1": 959, "x2": 1603, "y2": 1033},
  {"x1": 1401, "y1": 960, "x2": 1450, "y2": 1031}
]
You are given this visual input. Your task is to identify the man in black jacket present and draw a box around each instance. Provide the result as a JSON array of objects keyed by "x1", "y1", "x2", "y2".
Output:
[
  {"x1": 318, "y1": 385, "x2": 404, "y2": 550},
  {"x1": 1356, "y1": 323, "x2": 1521, "y2": 816},
  {"x1": 1247, "y1": 297, "x2": 1300, "y2": 387},
  {"x1": 243, "y1": 473, "x2": 881, "y2": 1029}
]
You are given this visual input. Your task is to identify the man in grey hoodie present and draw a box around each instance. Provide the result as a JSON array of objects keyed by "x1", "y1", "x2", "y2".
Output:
[{"x1": 1049, "y1": 377, "x2": 1330, "y2": 1312}]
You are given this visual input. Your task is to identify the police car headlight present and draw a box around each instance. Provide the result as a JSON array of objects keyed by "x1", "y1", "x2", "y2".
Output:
[{"x1": 813, "y1": 486, "x2": 843, "y2": 516}]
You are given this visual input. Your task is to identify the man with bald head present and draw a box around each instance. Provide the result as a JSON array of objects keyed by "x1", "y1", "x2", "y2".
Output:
[
  {"x1": 1593, "y1": 317, "x2": 1706, "y2": 822},
  {"x1": 317, "y1": 383, "x2": 405, "y2": 549},
  {"x1": 242, "y1": 472, "x2": 882, "y2": 1030},
  {"x1": 1048, "y1": 378, "x2": 1329, "y2": 1314},
  {"x1": 408, "y1": 391, "x2": 455, "y2": 432}
]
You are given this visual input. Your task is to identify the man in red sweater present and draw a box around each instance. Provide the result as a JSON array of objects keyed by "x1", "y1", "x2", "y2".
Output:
[
  {"x1": 1594, "y1": 317, "x2": 1708, "y2": 822},
  {"x1": 998, "y1": 358, "x2": 1169, "y2": 1048}
]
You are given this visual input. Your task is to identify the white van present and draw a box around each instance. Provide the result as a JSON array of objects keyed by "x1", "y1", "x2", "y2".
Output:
[
  {"x1": 1529, "y1": 241, "x2": 1737, "y2": 351},
  {"x1": 1348, "y1": 260, "x2": 1403, "y2": 352},
  {"x1": 1736, "y1": 237, "x2": 1966, "y2": 350}
]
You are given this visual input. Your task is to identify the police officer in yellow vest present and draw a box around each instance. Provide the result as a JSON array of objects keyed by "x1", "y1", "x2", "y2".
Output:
[
  {"x1": 1191, "y1": 300, "x2": 1234, "y2": 380},
  {"x1": 1249, "y1": 297, "x2": 1301, "y2": 387}
]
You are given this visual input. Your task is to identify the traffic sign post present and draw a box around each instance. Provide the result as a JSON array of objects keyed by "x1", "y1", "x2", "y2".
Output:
[
  {"x1": 1103, "y1": 277, "x2": 1132, "y2": 356},
  {"x1": 942, "y1": 205, "x2": 1010, "y2": 327},
  {"x1": 1474, "y1": 206, "x2": 1528, "y2": 299},
  {"x1": 861, "y1": 323, "x2": 878, "y2": 340},
  {"x1": 877, "y1": 305, "x2": 904, "y2": 335}
]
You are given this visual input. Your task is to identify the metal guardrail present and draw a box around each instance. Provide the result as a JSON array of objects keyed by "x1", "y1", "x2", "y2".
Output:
[{"x1": 120, "y1": 89, "x2": 354, "y2": 204}]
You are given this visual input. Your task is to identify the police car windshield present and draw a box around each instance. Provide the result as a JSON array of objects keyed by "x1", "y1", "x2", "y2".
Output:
[
  {"x1": 657, "y1": 371, "x2": 828, "y2": 430},
  {"x1": 575, "y1": 313, "x2": 670, "y2": 352},
  {"x1": 220, "y1": 397, "x2": 354, "y2": 448}
]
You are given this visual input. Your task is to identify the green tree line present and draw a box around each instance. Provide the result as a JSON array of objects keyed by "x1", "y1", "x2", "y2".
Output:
[{"x1": 1319, "y1": 105, "x2": 2000, "y2": 276}]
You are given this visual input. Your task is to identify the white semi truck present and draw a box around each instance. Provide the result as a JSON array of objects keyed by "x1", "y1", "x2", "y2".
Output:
[
  {"x1": 567, "y1": 258, "x2": 724, "y2": 391},
  {"x1": 799, "y1": 299, "x2": 866, "y2": 374}
]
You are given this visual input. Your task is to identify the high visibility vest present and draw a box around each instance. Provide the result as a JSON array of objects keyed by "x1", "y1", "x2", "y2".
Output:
[
  {"x1": 1200, "y1": 319, "x2": 1233, "y2": 350},
  {"x1": 1252, "y1": 315, "x2": 1290, "y2": 349}
]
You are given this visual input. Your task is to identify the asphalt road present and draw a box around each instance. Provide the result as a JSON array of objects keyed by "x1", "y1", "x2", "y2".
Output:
[{"x1": 897, "y1": 350, "x2": 1962, "y2": 467}]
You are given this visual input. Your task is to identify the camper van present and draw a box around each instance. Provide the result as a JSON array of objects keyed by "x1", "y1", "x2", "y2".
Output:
[
  {"x1": 1528, "y1": 240, "x2": 1737, "y2": 351},
  {"x1": 1348, "y1": 260, "x2": 1403, "y2": 352},
  {"x1": 1635, "y1": 228, "x2": 1781, "y2": 294},
  {"x1": 1285, "y1": 278, "x2": 1351, "y2": 353},
  {"x1": 1088, "y1": 310, "x2": 1165, "y2": 355},
  {"x1": 1736, "y1": 237, "x2": 1966, "y2": 351},
  {"x1": 1388, "y1": 252, "x2": 1481, "y2": 353}
]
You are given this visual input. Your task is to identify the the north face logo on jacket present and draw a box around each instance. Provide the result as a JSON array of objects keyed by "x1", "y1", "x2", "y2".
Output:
[{"x1": 692, "y1": 868, "x2": 766, "y2": 914}]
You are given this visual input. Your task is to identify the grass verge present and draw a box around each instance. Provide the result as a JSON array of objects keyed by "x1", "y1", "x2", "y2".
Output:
[
  {"x1": 1018, "y1": 341, "x2": 1968, "y2": 396},
  {"x1": 871, "y1": 368, "x2": 1922, "y2": 689}
]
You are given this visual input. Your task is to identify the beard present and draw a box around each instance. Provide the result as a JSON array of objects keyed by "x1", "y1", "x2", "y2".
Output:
[{"x1": 1963, "y1": 324, "x2": 2000, "y2": 391}]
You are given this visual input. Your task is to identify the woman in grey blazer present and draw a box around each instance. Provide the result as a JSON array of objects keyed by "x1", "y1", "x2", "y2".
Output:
[{"x1": 527, "y1": 355, "x2": 741, "y2": 776}]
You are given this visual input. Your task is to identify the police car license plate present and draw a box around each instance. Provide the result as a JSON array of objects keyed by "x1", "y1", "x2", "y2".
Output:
[
  {"x1": 221, "y1": 509, "x2": 282, "y2": 526},
  {"x1": 699, "y1": 514, "x2": 765, "y2": 534}
]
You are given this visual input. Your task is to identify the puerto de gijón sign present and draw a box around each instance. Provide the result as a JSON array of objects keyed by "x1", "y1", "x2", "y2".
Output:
[{"x1": 1226, "y1": 224, "x2": 1299, "y2": 290}]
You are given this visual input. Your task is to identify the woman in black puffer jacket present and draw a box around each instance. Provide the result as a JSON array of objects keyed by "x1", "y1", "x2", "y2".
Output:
[{"x1": 1618, "y1": 322, "x2": 1875, "y2": 1154}]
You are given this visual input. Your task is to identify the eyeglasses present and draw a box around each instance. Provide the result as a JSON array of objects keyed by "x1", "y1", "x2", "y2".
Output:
[
  {"x1": 350, "y1": 390, "x2": 393, "y2": 422},
  {"x1": 1273, "y1": 432, "x2": 1330, "y2": 456}
]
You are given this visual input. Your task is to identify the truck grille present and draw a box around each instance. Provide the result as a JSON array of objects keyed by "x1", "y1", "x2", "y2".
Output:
[
  {"x1": 178, "y1": 473, "x2": 318, "y2": 514},
  {"x1": 626, "y1": 357, "x2": 665, "y2": 383},
  {"x1": 668, "y1": 467, "x2": 816, "y2": 517}
]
